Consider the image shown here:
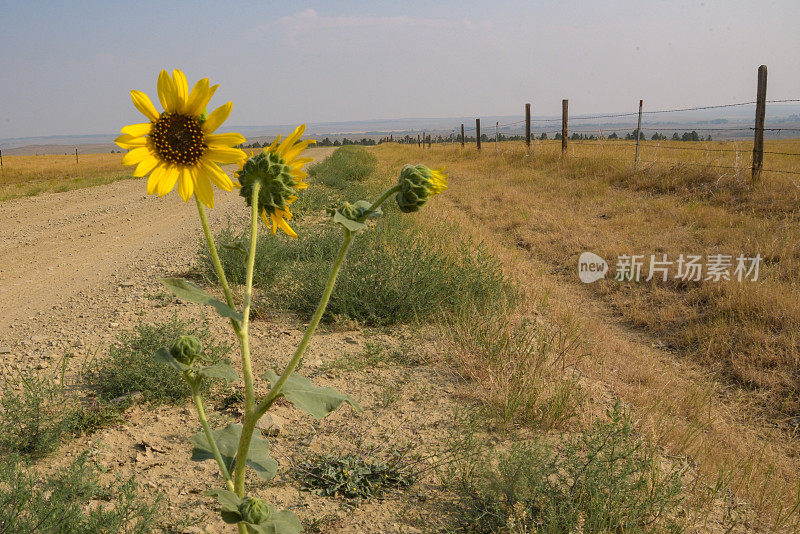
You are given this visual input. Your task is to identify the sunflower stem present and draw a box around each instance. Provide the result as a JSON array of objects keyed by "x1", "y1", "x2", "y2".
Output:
[
  {"x1": 233, "y1": 181, "x2": 262, "y2": 497},
  {"x1": 195, "y1": 197, "x2": 240, "y2": 333},
  {"x1": 187, "y1": 374, "x2": 235, "y2": 492},
  {"x1": 366, "y1": 184, "x2": 400, "y2": 215},
  {"x1": 255, "y1": 228, "x2": 354, "y2": 418}
]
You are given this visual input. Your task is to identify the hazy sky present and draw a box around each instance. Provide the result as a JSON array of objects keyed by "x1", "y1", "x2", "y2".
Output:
[{"x1": 1, "y1": 0, "x2": 799, "y2": 139}]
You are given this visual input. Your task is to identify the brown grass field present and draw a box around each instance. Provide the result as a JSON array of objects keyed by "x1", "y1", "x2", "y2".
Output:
[
  {"x1": 0, "y1": 152, "x2": 130, "y2": 201},
  {"x1": 368, "y1": 139, "x2": 800, "y2": 530}
]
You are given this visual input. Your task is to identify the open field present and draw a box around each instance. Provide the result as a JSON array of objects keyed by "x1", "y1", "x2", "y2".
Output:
[
  {"x1": 0, "y1": 152, "x2": 131, "y2": 201},
  {"x1": 2, "y1": 141, "x2": 800, "y2": 532}
]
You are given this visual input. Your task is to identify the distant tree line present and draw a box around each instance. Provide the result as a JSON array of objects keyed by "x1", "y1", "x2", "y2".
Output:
[{"x1": 235, "y1": 128, "x2": 714, "y2": 149}]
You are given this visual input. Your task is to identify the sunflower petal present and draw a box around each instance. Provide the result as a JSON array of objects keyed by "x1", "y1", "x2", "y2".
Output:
[
  {"x1": 147, "y1": 164, "x2": 166, "y2": 195},
  {"x1": 121, "y1": 123, "x2": 152, "y2": 137},
  {"x1": 200, "y1": 160, "x2": 234, "y2": 191},
  {"x1": 282, "y1": 139, "x2": 315, "y2": 163},
  {"x1": 276, "y1": 124, "x2": 306, "y2": 156},
  {"x1": 177, "y1": 167, "x2": 195, "y2": 201},
  {"x1": 194, "y1": 173, "x2": 214, "y2": 208},
  {"x1": 202, "y1": 102, "x2": 232, "y2": 133},
  {"x1": 130, "y1": 90, "x2": 160, "y2": 122},
  {"x1": 205, "y1": 147, "x2": 247, "y2": 164},
  {"x1": 206, "y1": 133, "x2": 246, "y2": 148},
  {"x1": 115, "y1": 133, "x2": 147, "y2": 149},
  {"x1": 172, "y1": 69, "x2": 189, "y2": 111},
  {"x1": 274, "y1": 212, "x2": 298, "y2": 239},
  {"x1": 157, "y1": 166, "x2": 179, "y2": 196},
  {"x1": 121, "y1": 146, "x2": 152, "y2": 166},
  {"x1": 157, "y1": 70, "x2": 177, "y2": 113},
  {"x1": 290, "y1": 157, "x2": 313, "y2": 169},
  {"x1": 265, "y1": 136, "x2": 281, "y2": 152},
  {"x1": 185, "y1": 79, "x2": 216, "y2": 116},
  {"x1": 133, "y1": 156, "x2": 159, "y2": 177}
]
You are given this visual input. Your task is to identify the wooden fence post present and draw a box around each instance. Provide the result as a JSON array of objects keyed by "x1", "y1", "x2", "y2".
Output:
[
  {"x1": 75, "y1": 147, "x2": 79, "y2": 164},
  {"x1": 495, "y1": 121, "x2": 499, "y2": 153},
  {"x1": 635, "y1": 99, "x2": 643, "y2": 167},
  {"x1": 427, "y1": 134, "x2": 431, "y2": 149},
  {"x1": 418, "y1": 134, "x2": 421, "y2": 148},
  {"x1": 561, "y1": 100, "x2": 568, "y2": 154},
  {"x1": 525, "y1": 103, "x2": 531, "y2": 152},
  {"x1": 752, "y1": 64, "x2": 767, "y2": 181},
  {"x1": 0, "y1": 149, "x2": 3, "y2": 168},
  {"x1": 476, "y1": 119, "x2": 481, "y2": 151},
  {"x1": 461, "y1": 124, "x2": 465, "y2": 148}
]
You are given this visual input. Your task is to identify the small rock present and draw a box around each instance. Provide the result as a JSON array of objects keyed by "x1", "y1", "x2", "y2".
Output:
[
  {"x1": 120, "y1": 281, "x2": 134, "y2": 288},
  {"x1": 109, "y1": 322, "x2": 120, "y2": 328},
  {"x1": 255, "y1": 413, "x2": 284, "y2": 436},
  {"x1": 0, "y1": 347, "x2": 11, "y2": 354}
]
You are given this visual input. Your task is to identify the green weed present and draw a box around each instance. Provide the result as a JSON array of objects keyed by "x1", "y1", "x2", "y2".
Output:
[
  {"x1": 0, "y1": 452, "x2": 164, "y2": 533},
  {"x1": 84, "y1": 316, "x2": 232, "y2": 405},
  {"x1": 307, "y1": 146, "x2": 377, "y2": 189},
  {"x1": 443, "y1": 404, "x2": 685, "y2": 533},
  {"x1": 204, "y1": 215, "x2": 517, "y2": 326},
  {"x1": 295, "y1": 451, "x2": 416, "y2": 500}
]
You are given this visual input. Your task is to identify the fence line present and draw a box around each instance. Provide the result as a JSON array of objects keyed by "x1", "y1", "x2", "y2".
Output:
[{"x1": 406, "y1": 65, "x2": 799, "y2": 181}]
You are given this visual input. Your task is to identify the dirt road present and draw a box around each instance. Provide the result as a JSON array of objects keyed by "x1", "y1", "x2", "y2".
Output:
[{"x1": 0, "y1": 147, "x2": 334, "y2": 363}]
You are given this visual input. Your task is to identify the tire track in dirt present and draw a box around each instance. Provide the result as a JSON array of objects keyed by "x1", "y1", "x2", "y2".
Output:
[{"x1": 0, "y1": 147, "x2": 335, "y2": 344}]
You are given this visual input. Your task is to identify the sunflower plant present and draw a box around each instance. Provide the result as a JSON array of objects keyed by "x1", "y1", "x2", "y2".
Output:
[{"x1": 116, "y1": 69, "x2": 447, "y2": 533}]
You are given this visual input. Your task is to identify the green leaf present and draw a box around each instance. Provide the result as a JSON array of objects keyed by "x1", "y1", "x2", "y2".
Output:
[
  {"x1": 222, "y1": 511, "x2": 242, "y2": 525},
  {"x1": 206, "y1": 489, "x2": 243, "y2": 524},
  {"x1": 190, "y1": 423, "x2": 278, "y2": 480},
  {"x1": 221, "y1": 241, "x2": 248, "y2": 257},
  {"x1": 152, "y1": 347, "x2": 190, "y2": 372},
  {"x1": 263, "y1": 370, "x2": 361, "y2": 419},
  {"x1": 249, "y1": 511, "x2": 303, "y2": 534},
  {"x1": 199, "y1": 360, "x2": 240, "y2": 383},
  {"x1": 332, "y1": 211, "x2": 366, "y2": 232},
  {"x1": 161, "y1": 277, "x2": 243, "y2": 323},
  {"x1": 206, "y1": 488, "x2": 242, "y2": 511}
]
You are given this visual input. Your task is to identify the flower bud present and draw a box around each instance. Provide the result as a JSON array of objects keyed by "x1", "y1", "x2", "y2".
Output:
[
  {"x1": 169, "y1": 335, "x2": 203, "y2": 365},
  {"x1": 338, "y1": 202, "x2": 360, "y2": 221},
  {"x1": 238, "y1": 496, "x2": 272, "y2": 525},
  {"x1": 395, "y1": 164, "x2": 448, "y2": 213}
]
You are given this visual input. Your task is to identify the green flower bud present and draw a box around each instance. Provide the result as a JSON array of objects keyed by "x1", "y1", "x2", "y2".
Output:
[
  {"x1": 338, "y1": 202, "x2": 360, "y2": 221},
  {"x1": 395, "y1": 164, "x2": 448, "y2": 213},
  {"x1": 238, "y1": 496, "x2": 272, "y2": 525},
  {"x1": 169, "y1": 335, "x2": 203, "y2": 365},
  {"x1": 237, "y1": 150, "x2": 299, "y2": 216}
]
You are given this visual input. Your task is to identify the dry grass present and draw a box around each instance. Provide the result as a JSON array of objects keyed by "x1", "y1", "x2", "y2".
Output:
[
  {"x1": 0, "y1": 153, "x2": 130, "y2": 201},
  {"x1": 368, "y1": 140, "x2": 800, "y2": 531}
]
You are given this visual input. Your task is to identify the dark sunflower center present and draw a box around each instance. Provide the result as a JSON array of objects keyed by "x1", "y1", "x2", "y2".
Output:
[{"x1": 149, "y1": 113, "x2": 206, "y2": 165}]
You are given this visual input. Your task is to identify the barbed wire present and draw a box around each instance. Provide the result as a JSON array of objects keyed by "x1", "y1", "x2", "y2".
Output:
[{"x1": 460, "y1": 98, "x2": 800, "y2": 128}]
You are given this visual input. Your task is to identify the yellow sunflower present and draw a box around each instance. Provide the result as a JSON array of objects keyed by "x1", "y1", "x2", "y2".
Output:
[
  {"x1": 115, "y1": 69, "x2": 247, "y2": 208},
  {"x1": 235, "y1": 125, "x2": 315, "y2": 239}
]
